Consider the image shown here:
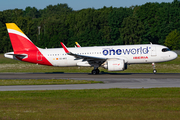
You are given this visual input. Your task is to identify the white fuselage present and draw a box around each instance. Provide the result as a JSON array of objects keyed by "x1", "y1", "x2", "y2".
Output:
[{"x1": 38, "y1": 44, "x2": 177, "y2": 67}]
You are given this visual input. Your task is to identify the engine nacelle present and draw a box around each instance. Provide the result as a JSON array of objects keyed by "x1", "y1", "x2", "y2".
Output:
[{"x1": 107, "y1": 60, "x2": 127, "y2": 71}]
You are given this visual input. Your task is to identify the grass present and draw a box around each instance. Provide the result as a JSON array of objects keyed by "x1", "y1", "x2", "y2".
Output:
[
  {"x1": 0, "y1": 88, "x2": 180, "y2": 120},
  {"x1": 0, "y1": 79, "x2": 103, "y2": 86},
  {"x1": 0, "y1": 54, "x2": 180, "y2": 73}
]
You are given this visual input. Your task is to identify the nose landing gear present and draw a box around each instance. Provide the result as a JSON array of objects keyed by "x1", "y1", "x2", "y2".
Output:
[{"x1": 152, "y1": 62, "x2": 157, "y2": 74}]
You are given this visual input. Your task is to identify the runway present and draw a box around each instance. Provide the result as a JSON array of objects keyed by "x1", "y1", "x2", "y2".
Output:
[{"x1": 0, "y1": 73, "x2": 180, "y2": 91}]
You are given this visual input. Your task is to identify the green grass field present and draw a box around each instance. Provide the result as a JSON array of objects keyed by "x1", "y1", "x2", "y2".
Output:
[
  {"x1": 0, "y1": 54, "x2": 180, "y2": 73},
  {"x1": 0, "y1": 79, "x2": 102, "y2": 86},
  {"x1": 0, "y1": 88, "x2": 180, "y2": 120}
]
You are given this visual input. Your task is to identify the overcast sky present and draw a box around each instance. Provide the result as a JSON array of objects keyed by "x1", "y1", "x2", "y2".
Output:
[{"x1": 0, "y1": 0, "x2": 173, "y2": 11}]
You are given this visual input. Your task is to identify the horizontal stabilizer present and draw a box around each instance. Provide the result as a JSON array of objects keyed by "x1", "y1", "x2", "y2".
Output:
[{"x1": 4, "y1": 52, "x2": 27, "y2": 60}]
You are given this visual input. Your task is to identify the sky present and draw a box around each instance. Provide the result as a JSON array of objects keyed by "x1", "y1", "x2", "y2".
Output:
[{"x1": 0, "y1": 0, "x2": 173, "y2": 11}]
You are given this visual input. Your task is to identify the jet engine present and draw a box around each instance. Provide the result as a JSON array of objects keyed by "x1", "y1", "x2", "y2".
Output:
[{"x1": 102, "y1": 60, "x2": 127, "y2": 71}]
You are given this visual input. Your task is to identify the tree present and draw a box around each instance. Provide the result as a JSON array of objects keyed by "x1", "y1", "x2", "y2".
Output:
[
  {"x1": 24, "y1": 7, "x2": 40, "y2": 18},
  {"x1": 164, "y1": 29, "x2": 180, "y2": 50},
  {"x1": 108, "y1": 7, "x2": 133, "y2": 45},
  {"x1": 120, "y1": 15, "x2": 145, "y2": 45},
  {"x1": 40, "y1": 3, "x2": 72, "y2": 18}
]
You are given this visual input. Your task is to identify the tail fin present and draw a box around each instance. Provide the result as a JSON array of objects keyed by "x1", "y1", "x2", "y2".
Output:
[
  {"x1": 75, "y1": 42, "x2": 81, "y2": 47},
  {"x1": 6, "y1": 23, "x2": 37, "y2": 53}
]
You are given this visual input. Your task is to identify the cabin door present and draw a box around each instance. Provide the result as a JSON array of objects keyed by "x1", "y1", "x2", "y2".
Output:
[
  {"x1": 151, "y1": 46, "x2": 156, "y2": 56},
  {"x1": 37, "y1": 51, "x2": 42, "y2": 61}
]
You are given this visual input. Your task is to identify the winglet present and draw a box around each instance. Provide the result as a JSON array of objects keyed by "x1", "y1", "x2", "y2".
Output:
[{"x1": 60, "y1": 42, "x2": 70, "y2": 53}]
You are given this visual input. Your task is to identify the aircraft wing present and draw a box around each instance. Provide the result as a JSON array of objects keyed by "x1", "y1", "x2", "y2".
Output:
[
  {"x1": 60, "y1": 42, "x2": 107, "y2": 63},
  {"x1": 68, "y1": 52, "x2": 107, "y2": 61}
]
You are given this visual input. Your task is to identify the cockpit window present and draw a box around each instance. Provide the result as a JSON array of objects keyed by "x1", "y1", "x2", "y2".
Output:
[{"x1": 162, "y1": 48, "x2": 170, "y2": 52}]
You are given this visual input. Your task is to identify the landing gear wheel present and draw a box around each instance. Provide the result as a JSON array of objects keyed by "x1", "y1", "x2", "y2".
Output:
[
  {"x1": 91, "y1": 69, "x2": 100, "y2": 75},
  {"x1": 152, "y1": 63, "x2": 157, "y2": 74},
  {"x1": 96, "y1": 69, "x2": 100, "y2": 74},
  {"x1": 153, "y1": 69, "x2": 157, "y2": 74},
  {"x1": 92, "y1": 70, "x2": 97, "y2": 75}
]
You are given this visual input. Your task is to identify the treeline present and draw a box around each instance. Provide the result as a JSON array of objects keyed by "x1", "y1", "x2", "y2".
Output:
[{"x1": 0, "y1": 0, "x2": 180, "y2": 53}]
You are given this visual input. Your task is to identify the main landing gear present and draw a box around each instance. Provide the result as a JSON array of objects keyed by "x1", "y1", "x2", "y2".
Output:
[
  {"x1": 152, "y1": 62, "x2": 157, "y2": 74},
  {"x1": 91, "y1": 68, "x2": 100, "y2": 75}
]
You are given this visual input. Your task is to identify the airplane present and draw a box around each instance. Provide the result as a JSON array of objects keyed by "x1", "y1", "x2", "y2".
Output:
[
  {"x1": 75, "y1": 42, "x2": 81, "y2": 47},
  {"x1": 4, "y1": 23, "x2": 178, "y2": 74}
]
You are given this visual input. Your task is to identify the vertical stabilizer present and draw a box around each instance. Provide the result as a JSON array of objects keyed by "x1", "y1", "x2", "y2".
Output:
[
  {"x1": 6, "y1": 23, "x2": 37, "y2": 53},
  {"x1": 75, "y1": 42, "x2": 81, "y2": 47}
]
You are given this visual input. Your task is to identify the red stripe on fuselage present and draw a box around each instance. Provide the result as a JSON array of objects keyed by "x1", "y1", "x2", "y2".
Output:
[
  {"x1": 8, "y1": 33, "x2": 52, "y2": 66},
  {"x1": 16, "y1": 50, "x2": 53, "y2": 66}
]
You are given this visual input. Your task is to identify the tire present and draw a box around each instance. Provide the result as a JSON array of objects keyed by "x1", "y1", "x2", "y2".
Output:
[
  {"x1": 96, "y1": 69, "x2": 100, "y2": 74},
  {"x1": 92, "y1": 70, "x2": 97, "y2": 75},
  {"x1": 153, "y1": 69, "x2": 157, "y2": 74}
]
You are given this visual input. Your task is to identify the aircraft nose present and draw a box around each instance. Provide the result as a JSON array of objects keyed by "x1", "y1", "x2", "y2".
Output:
[{"x1": 171, "y1": 51, "x2": 178, "y2": 60}]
